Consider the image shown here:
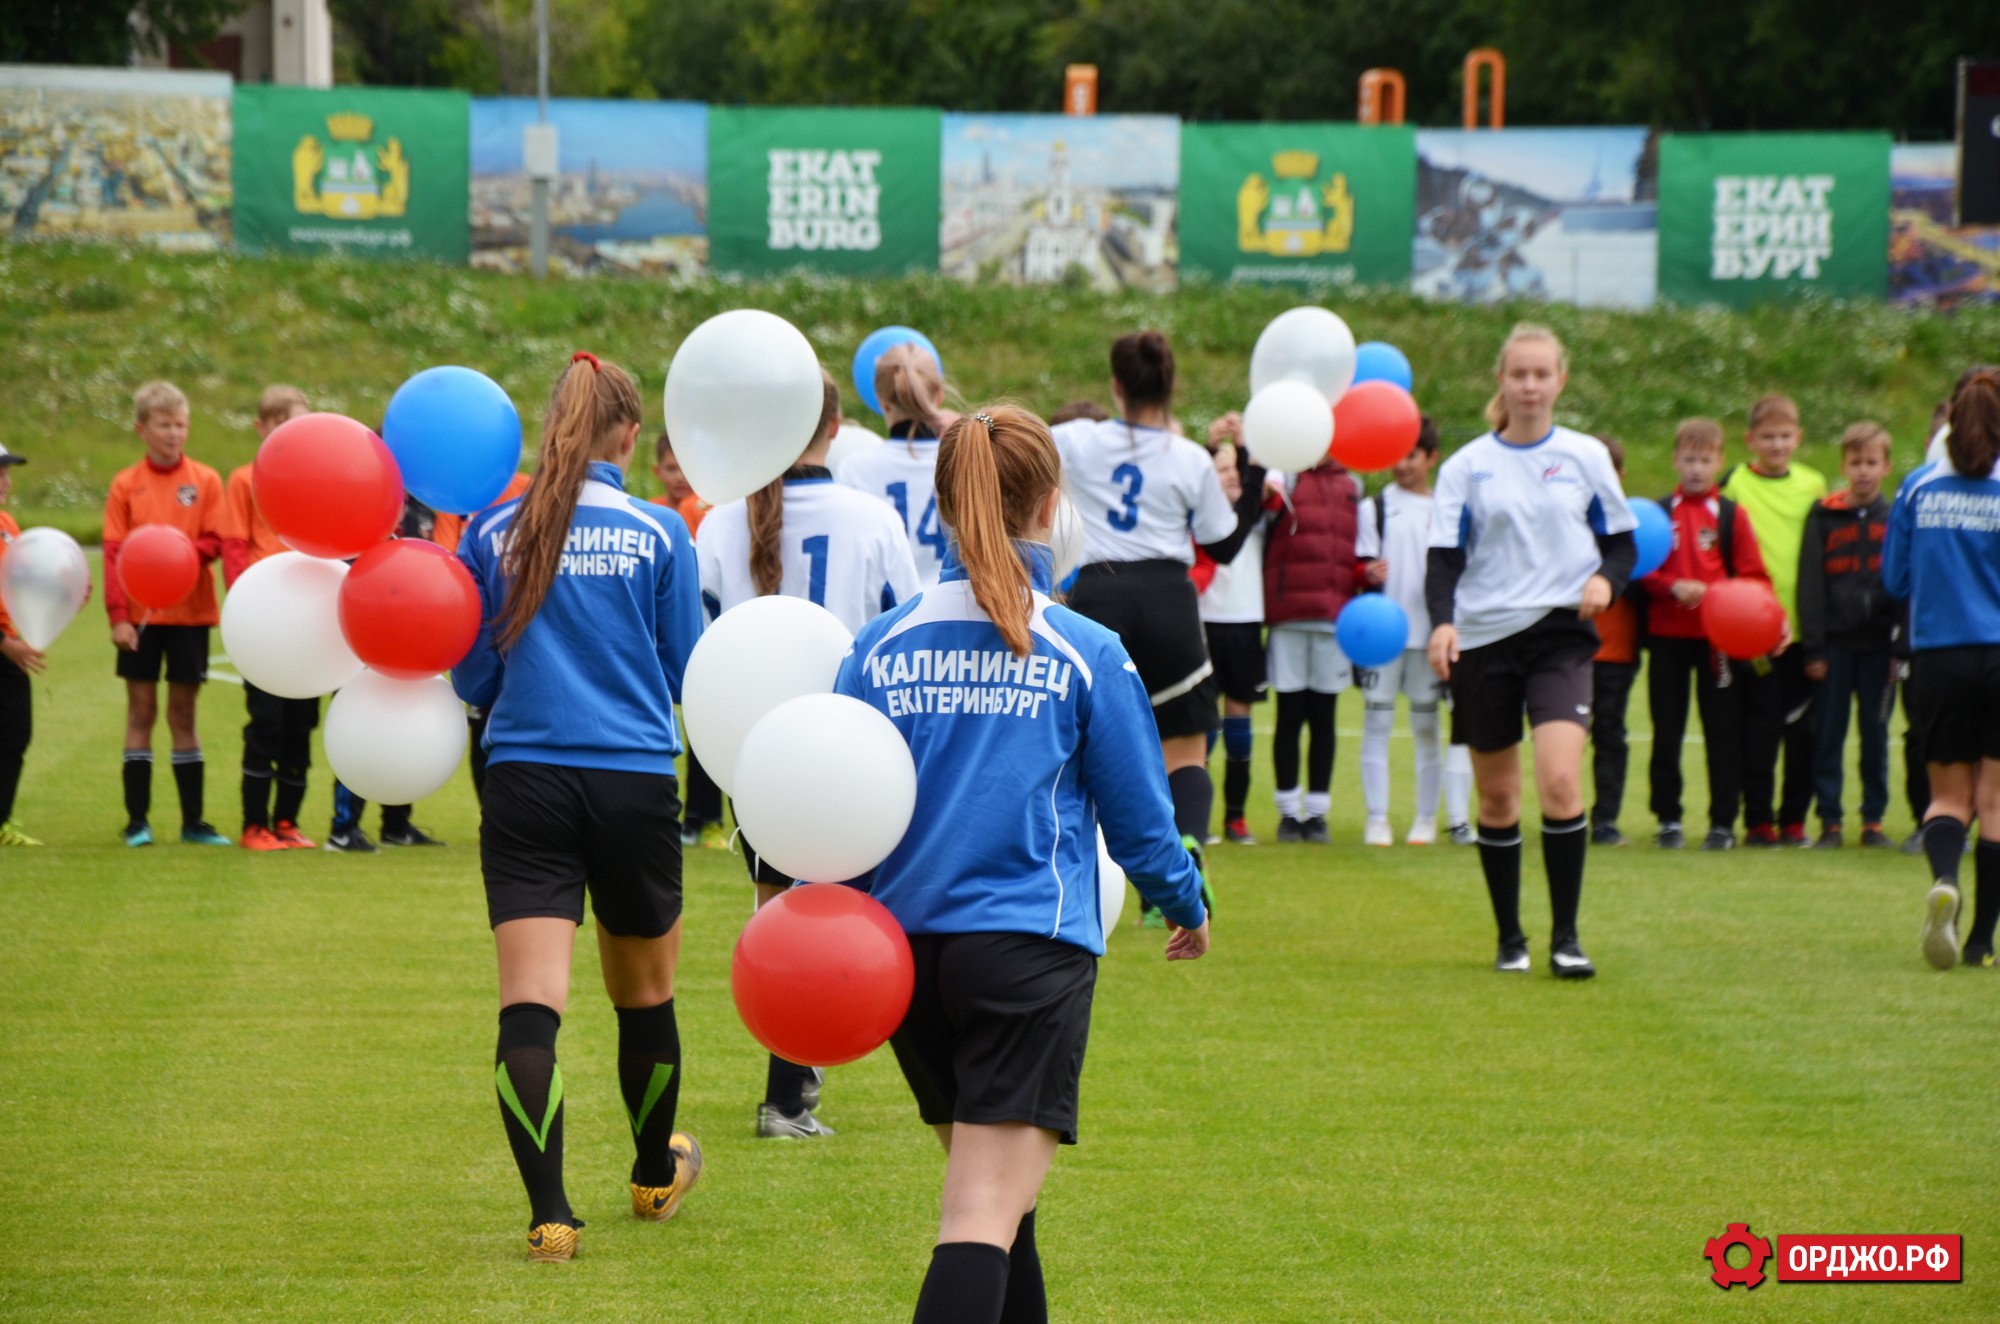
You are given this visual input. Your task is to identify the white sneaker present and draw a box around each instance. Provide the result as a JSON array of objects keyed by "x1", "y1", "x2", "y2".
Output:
[
  {"x1": 1406, "y1": 819, "x2": 1437, "y2": 846},
  {"x1": 1363, "y1": 819, "x2": 1393, "y2": 847}
]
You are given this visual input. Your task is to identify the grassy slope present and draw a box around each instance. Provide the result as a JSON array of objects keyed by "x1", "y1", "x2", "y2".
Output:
[
  {"x1": 0, "y1": 559, "x2": 1992, "y2": 1321},
  {"x1": 8, "y1": 242, "x2": 2000, "y2": 540}
]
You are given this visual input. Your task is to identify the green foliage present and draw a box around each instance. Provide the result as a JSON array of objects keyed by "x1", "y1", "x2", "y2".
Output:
[{"x1": 0, "y1": 0, "x2": 242, "y2": 66}]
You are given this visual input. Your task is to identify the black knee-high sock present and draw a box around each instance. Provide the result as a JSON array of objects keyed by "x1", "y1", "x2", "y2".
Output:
[
  {"x1": 998, "y1": 1209, "x2": 1046, "y2": 1324},
  {"x1": 1478, "y1": 822, "x2": 1524, "y2": 944},
  {"x1": 122, "y1": 750, "x2": 152, "y2": 825},
  {"x1": 1972, "y1": 841, "x2": 2000, "y2": 949},
  {"x1": 1543, "y1": 812, "x2": 1588, "y2": 940},
  {"x1": 1167, "y1": 766, "x2": 1213, "y2": 844},
  {"x1": 1273, "y1": 691, "x2": 1306, "y2": 794},
  {"x1": 615, "y1": 999, "x2": 682, "y2": 1187},
  {"x1": 241, "y1": 768, "x2": 272, "y2": 831},
  {"x1": 1923, "y1": 815, "x2": 1967, "y2": 886},
  {"x1": 764, "y1": 1054, "x2": 816, "y2": 1114},
  {"x1": 170, "y1": 748, "x2": 204, "y2": 826},
  {"x1": 273, "y1": 771, "x2": 308, "y2": 826},
  {"x1": 495, "y1": 1002, "x2": 573, "y2": 1228},
  {"x1": 913, "y1": 1242, "x2": 1010, "y2": 1324},
  {"x1": 1223, "y1": 758, "x2": 1251, "y2": 821},
  {"x1": 1304, "y1": 691, "x2": 1336, "y2": 793}
]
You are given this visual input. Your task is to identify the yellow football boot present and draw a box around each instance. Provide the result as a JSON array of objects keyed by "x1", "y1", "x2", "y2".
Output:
[{"x1": 631, "y1": 1133, "x2": 703, "y2": 1222}]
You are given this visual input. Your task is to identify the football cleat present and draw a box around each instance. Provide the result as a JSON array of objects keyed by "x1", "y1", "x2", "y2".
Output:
[
  {"x1": 1700, "y1": 827, "x2": 1737, "y2": 851},
  {"x1": 1922, "y1": 882, "x2": 1962, "y2": 971},
  {"x1": 1495, "y1": 937, "x2": 1530, "y2": 973},
  {"x1": 324, "y1": 827, "x2": 378, "y2": 854},
  {"x1": 1275, "y1": 816, "x2": 1306, "y2": 843},
  {"x1": 1860, "y1": 825, "x2": 1894, "y2": 849},
  {"x1": 632, "y1": 1133, "x2": 703, "y2": 1222},
  {"x1": 699, "y1": 822, "x2": 729, "y2": 850},
  {"x1": 1743, "y1": 824, "x2": 1781, "y2": 848},
  {"x1": 123, "y1": 821, "x2": 153, "y2": 848},
  {"x1": 526, "y1": 1221, "x2": 578, "y2": 1262},
  {"x1": 1223, "y1": 817, "x2": 1258, "y2": 845},
  {"x1": 1655, "y1": 822, "x2": 1686, "y2": 850},
  {"x1": 1363, "y1": 819, "x2": 1393, "y2": 847},
  {"x1": 756, "y1": 1105, "x2": 836, "y2": 1139},
  {"x1": 240, "y1": 824, "x2": 288, "y2": 852},
  {"x1": 1449, "y1": 822, "x2": 1477, "y2": 847},
  {"x1": 1812, "y1": 827, "x2": 1843, "y2": 850},
  {"x1": 1962, "y1": 941, "x2": 1995, "y2": 970},
  {"x1": 1589, "y1": 824, "x2": 1627, "y2": 847},
  {"x1": 0, "y1": 819, "x2": 43, "y2": 846},
  {"x1": 1781, "y1": 823, "x2": 1810, "y2": 848},
  {"x1": 1550, "y1": 936, "x2": 1597, "y2": 980},
  {"x1": 380, "y1": 824, "x2": 445, "y2": 847},
  {"x1": 1406, "y1": 819, "x2": 1437, "y2": 846},
  {"x1": 800, "y1": 1067, "x2": 823, "y2": 1113},
  {"x1": 273, "y1": 820, "x2": 316, "y2": 849},
  {"x1": 181, "y1": 821, "x2": 233, "y2": 847},
  {"x1": 1301, "y1": 816, "x2": 1330, "y2": 844}
]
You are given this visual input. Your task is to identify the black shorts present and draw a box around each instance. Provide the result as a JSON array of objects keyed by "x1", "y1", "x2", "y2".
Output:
[
  {"x1": 1450, "y1": 610, "x2": 1598, "y2": 753},
  {"x1": 1204, "y1": 622, "x2": 1267, "y2": 705},
  {"x1": 480, "y1": 761, "x2": 684, "y2": 938},
  {"x1": 1910, "y1": 646, "x2": 2000, "y2": 766},
  {"x1": 890, "y1": 932, "x2": 1097, "y2": 1145},
  {"x1": 115, "y1": 624, "x2": 208, "y2": 685},
  {"x1": 1068, "y1": 560, "x2": 1219, "y2": 739}
]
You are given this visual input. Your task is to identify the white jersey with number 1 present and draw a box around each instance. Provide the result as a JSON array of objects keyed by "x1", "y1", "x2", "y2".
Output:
[
  {"x1": 1053, "y1": 418, "x2": 1237, "y2": 566},
  {"x1": 836, "y1": 431, "x2": 947, "y2": 585},
  {"x1": 697, "y1": 476, "x2": 923, "y2": 634}
]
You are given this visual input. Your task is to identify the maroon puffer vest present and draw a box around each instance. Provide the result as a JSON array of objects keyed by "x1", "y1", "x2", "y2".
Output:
[{"x1": 1263, "y1": 464, "x2": 1360, "y2": 626}]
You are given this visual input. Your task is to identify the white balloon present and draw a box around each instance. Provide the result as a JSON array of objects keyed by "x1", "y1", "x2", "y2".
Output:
[
  {"x1": 681, "y1": 596, "x2": 854, "y2": 796},
  {"x1": 1097, "y1": 828, "x2": 1127, "y2": 933},
  {"x1": 663, "y1": 309, "x2": 826, "y2": 507},
  {"x1": 0, "y1": 528, "x2": 90, "y2": 650},
  {"x1": 1249, "y1": 306, "x2": 1358, "y2": 405},
  {"x1": 323, "y1": 671, "x2": 466, "y2": 804},
  {"x1": 1050, "y1": 493, "x2": 1085, "y2": 584},
  {"x1": 733, "y1": 693, "x2": 916, "y2": 882},
  {"x1": 826, "y1": 422, "x2": 884, "y2": 472},
  {"x1": 1242, "y1": 380, "x2": 1336, "y2": 473},
  {"x1": 219, "y1": 553, "x2": 364, "y2": 699}
]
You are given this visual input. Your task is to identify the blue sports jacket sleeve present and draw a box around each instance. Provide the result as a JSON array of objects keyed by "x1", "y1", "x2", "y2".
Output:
[
  {"x1": 1082, "y1": 654, "x2": 1209, "y2": 931},
  {"x1": 656, "y1": 512, "x2": 703, "y2": 704},
  {"x1": 452, "y1": 518, "x2": 504, "y2": 710},
  {"x1": 1882, "y1": 477, "x2": 1915, "y2": 602}
]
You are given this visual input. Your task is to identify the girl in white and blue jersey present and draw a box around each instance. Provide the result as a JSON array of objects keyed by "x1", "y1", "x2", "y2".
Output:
[
  {"x1": 835, "y1": 404, "x2": 1209, "y2": 1324},
  {"x1": 453, "y1": 353, "x2": 706, "y2": 1261},
  {"x1": 836, "y1": 341, "x2": 955, "y2": 585},
  {"x1": 1885, "y1": 366, "x2": 2000, "y2": 971},
  {"x1": 697, "y1": 369, "x2": 920, "y2": 1138},
  {"x1": 1426, "y1": 324, "x2": 1637, "y2": 980},
  {"x1": 1053, "y1": 330, "x2": 1255, "y2": 908}
]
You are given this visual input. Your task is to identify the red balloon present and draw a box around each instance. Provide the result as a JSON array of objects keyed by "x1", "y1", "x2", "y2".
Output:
[
  {"x1": 1330, "y1": 381, "x2": 1423, "y2": 471},
  {"x1": 337, "y1": 540, "x2": 481, "y2": 680},
  {"x1": 252, "y1": 413, "x2": 404, "y2": 561},
  {"x1": 118, "y1": 524, "x2": 200, "y2": 611},
  {"x1": 731, "y1": 884, "x2": 915, "y2": 1068},
  {"x1": 1702, "y1": 579, "x2": 1787, "y2": 660}
]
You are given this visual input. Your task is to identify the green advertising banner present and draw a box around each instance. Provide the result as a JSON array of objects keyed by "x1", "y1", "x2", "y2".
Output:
[
  {"x1": 232, "y1": 86, "x2": 469, "y2": 261},
  {"x1": 1658, "y1": 133, "x2": 1890, "y2": 305},
  {"x1": 1179, "y1": 124, "x2": 1415, "y2": 288},
  {"x1": 707, "y1": 107, "x2": 940, "y2": 276}
]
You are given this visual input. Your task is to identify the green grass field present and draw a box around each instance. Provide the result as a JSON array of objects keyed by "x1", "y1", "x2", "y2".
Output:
[
  {"x1": 1, "y1": 557, "x2": 1992, "y2": 1321},
  {"x1": 8, "y1": 242, "x2": 2000, "y2": 540}
]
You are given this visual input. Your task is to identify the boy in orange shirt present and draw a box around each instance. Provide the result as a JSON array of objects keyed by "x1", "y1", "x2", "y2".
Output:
[
  {"x1": 221, "y1": 385, "x2": 320, "y2": 851},
  {"x1": 0, "y1": 442, "x2": 46, "y2": 846},
  {"x1": 104, "y1": 381, "x2": 229, "y2": 847}
]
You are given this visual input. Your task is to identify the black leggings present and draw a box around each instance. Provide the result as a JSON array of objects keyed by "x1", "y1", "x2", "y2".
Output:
[{"x1": 1272, "y1": 690, "x2": 1336, "y2": 793}]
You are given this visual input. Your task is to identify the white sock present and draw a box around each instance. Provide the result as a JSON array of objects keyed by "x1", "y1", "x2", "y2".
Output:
[
  {"x1": 1275, "y1": 786, "x2": 1302, "y2": 820},
  {"x1": 1445, "y1": 743, "x2": 1474, "y2": 825},
  {"x1": 1304, "y1": 791, "x2": 1331, "y2": 820},
  {"x1": 1361, "y1": 703, "x2": 1394, "y2": 819},
  {"x1": 1411, "y1": 706, "x2": 1444, "y2": 823}
]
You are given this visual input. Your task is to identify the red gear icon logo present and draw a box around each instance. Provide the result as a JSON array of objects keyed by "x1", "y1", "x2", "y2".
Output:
[{"x1": 1705, "y1": 1223, "x2": 1772, "y2": 1289}]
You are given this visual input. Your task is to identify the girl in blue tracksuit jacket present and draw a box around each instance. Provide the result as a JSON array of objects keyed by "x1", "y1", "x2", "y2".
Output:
[
  {"x1": 833, "y1": 404, "x2": 1210, "y2": 1324},
  {"x1": 452, "y1": 352, "x2": 706, "y2": 1261},
  {"x1": 1883, "y1": 365, "x2": 2000, "y2": 971}
]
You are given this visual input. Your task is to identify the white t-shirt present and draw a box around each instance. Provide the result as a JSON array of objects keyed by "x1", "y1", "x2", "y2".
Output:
[
  {"x1": 1199, "y1": 518, "x2": 1267, "y2": 624},
  {"x1": 1428, "y1": 427, "x2": 1636, "y2": 651},
  {"x1": 1355, "y1": 483, "x2": 1435, "y2": 648},
  {"x1": 835, "y1": 431, "x2": 947, "y2": 585},
  {"x1": 1053, "y1": 418, "x2": 1237, "y2": 566},
  {"x1": 697, "y1": 477, "x2": 923, "y2": 634}
]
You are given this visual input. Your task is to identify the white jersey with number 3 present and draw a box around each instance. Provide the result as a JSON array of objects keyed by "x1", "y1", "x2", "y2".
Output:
[
  {"x1": 697, "y1": 477, "x2": 923, "y2": 634},
  {"x1": 835, "y1": 432, "x2": 947, "y2": 585},
  {"x1": 1053, "y1": 418, "x2": 1237, "y2": 566}
]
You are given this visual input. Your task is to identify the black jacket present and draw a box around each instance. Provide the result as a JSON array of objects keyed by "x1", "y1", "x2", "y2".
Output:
[{"x1": 1796, "y1": 492, "x2": 1894, "y2": 660}]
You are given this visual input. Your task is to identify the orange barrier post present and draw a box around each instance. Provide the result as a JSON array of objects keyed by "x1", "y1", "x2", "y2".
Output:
[
  {"x1": 1065, "y1": 65, "x2": 1098, "y2": 117},
  {"x1": 1358, "y1": 69, "x2": 1407, "y2": 126},
  {"x1": 1463, "y1": 49, "x2": 1505, "y2": 130}
]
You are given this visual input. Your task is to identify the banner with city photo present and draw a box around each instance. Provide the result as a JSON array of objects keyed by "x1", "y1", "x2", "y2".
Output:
[
  {"x1": 941, "y1": 114, "x2": 1180, "y2": 291},
  {"x1": 707, "y1": 106, "x2": 937, "y2": 277},
  {"x1": 1414, "y1": 128, "x2": 1658, "y2": 308},
  {"x1": 1179, "y1": 124, "x2": 1415, "y2": 289},
  {"x1": 1888, "y1": 143, "x2": 1999, "y2": 307},
  {"x1": 1657, "y1": 133, "x2": 1889, "y2": 306},
  {"x1": 471, "y1": 98, "x2": 706, "y2": 278},
  {"x1": 232, "y1": 85, "x2": 469, "y2": 262},
  {"x1": 0, "y1": 65, "x2": 231, "y2": 251}
]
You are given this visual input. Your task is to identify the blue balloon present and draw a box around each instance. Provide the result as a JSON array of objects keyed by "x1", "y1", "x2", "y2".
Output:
[
  {"x1": 1352, "y1": 342, "x2": 1414, "y2": 393},
  {"x1": 1630, "y1": 498, "x2": 1673, "y2": 579},
  {"x1": 382, "y1": 367, "x2": 523, "y2": 516},
  {"x1": 1336, "y1": 594, "x2": 1409, "y2": 669},
  {"x1": 852, "y1": 326, "x2": 942, "y2": 418}
]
